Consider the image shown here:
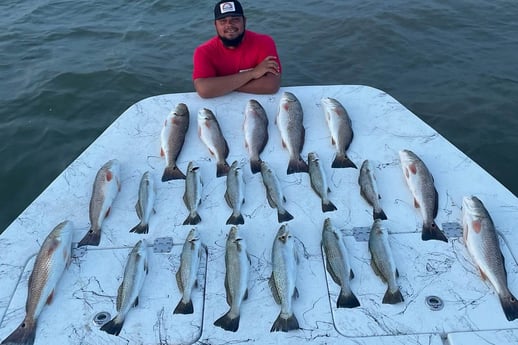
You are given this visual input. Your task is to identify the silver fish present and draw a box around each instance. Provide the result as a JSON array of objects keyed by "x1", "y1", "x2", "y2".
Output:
[
  {"x1": 197, "y1": 108, "x2": 230, "y2": 177},
  {"x1": 160, "y1": 103, "x2": 190, "y2": 181},
  {"x1": 358, "y1": 159, "x2": 387, "y2": 220},
  {"x1": 78, "y1": 159, "x2": 121, "y2": 247},
  {"x1": 214, "y1": 226, "x2": 250, "y2": 332},
  {"x1": 182, "y1": 161, "x2": 202, "y2": 225},
  {"x1": 129, "y1": 171, "x2": 156, "y2": 234},
  {"x1": 260, "y1": 161, "x2": 294, "y2": 223},
  {"x1": 368, "y1": 219, "x2": 404, "y2": 304},
  {"x1": 321, "y1": 218, "x2": 359, "y2": 308},
  {"x1": 1, "y1": 221, "x2": 74, "y2": 345},
  {"x1": 244, "y1": 99, "x2": 269, "y2": 174},
  {"x1": 321, "y1": 97, "x2": 356, "y2": 169},
  {"x1": 276, "y1": 91, "x2": 308, "y2": 174},
  {"x1": 100, "y1": 239, "x2": 149, "y2": 336},
  {"x1": 174, "y1": 228, "x2": 203, "y2": 314},
  {"x1": 462, "y1": 196, "x2": 518, "y2": 321},
  {"x1": 308, "y1": 152, "x2": 337, "y2": 212},
  {"x1": 269, "y1": 224, "x2": 299, "y2": 332},
  {"x1": 225, "y1": 161, "x2": 245, "y2": 225},
  {"x1": 399, "y1": 149, "x2": 447, "y2": 242}
]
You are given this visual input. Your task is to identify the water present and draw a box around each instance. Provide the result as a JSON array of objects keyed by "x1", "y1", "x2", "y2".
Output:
[{"x1": 1, "y1": 0, "x2": 517, "y2": 234}]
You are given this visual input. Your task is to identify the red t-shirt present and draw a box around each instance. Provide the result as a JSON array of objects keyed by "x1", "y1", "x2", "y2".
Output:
[{"x1": 192, "y1": 30, "x2": 281, "y2": 80}]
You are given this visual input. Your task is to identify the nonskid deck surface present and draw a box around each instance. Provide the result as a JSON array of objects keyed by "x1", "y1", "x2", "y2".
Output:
[{"x1": 1, "y1": 85, "x2": 517, "y2": 345}]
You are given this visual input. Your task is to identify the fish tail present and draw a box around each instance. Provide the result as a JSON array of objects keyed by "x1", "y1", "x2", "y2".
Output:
[
  {"x1": 183, "y1": 212, "x2": 201, "y2": 225},
  {"x1": 161, "y1": 165, "x2": 186, "y2": 181},
  {"x1": 373, "y1": 208, "x2": 388, "y2": 220},
  {"x1": 100, "y1": 315, "x2": 124, "y2": 336},
  {"x1": 173, "y1": 298, "x2": 194, "y2": 314},
  {"x1": 277, "y1": 209, "x2": 294, "y2": 223},
  {"x1": 270, "y1": 312, "x2": 300, "y2": 332},
  {"x1": 226, "y1": 212, "x2": 245, "y2": 225},
  {"x1": 250, "y1": 158, "x2": 262, "y2": 174},
  {"x1": 421, "y1": 221, "x2": 448, "y2": 242},
  {"x1": 217, "y1": 161, "x2": 230, "y2": 178},
  {"x1": 1, "y1": 318, "x2": 36, "y2": 345},
  {"x1": 322, "y1": 200, "x2": 338, "y2": 213},
  {"x1": 337, "y1": 288, "x2": 360, "y2": 308},
  {"x1": 129, "y1": 222, "x2": 149, "y2": 234},
  {"x1": 77, "y1": 228, "x2": 101, "y2": 247},
  {"x1": 332, "y1": 153, "x2": 357, "y2": 169},
  {"x1": 382, "y1": 287, "x2": 404, "y2": 304},
  {"x1": 287, "y1": 156, "x2": 309, "y2": 175},
  {"x1": 213, "y1": 310, "x2": 240, "y2": 332},
  {"x1": 499, "y1": 293, "x2": 518, "y2": 321}
]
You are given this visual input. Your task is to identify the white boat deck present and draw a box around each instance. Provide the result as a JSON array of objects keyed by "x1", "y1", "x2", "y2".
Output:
[{"x1": 1, "y1": 85, "x2": 517, "y2": 344}]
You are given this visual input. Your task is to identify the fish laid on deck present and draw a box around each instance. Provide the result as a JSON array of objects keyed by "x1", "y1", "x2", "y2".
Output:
[
  {"x1": 225, "y1": 161, "x2": 245, "y2": 225},
  {"x1": 260, "y1": 161, "x2": 294, "y2": 223},
  {"x1": 358, "y1": 159, "x2": 387, "y2": 220},
  {"x1": 308, "y1": 152, "x2": 337, "y2": 212},
  {"x1": 160, "y1": 103, "x2": 190, "y2": 181},
  {"x1": 183, "y1": 161, "x2": 203, "y2": 225},
  {"x1": 197, "y1": 108, "x2": 230, "y2": 177},
  {"x1": 244, "y1": 99, "x2": 269, "y2": 174},
  {"x1": 129, "y1": 171, "x2": 156, "y2": 234}
]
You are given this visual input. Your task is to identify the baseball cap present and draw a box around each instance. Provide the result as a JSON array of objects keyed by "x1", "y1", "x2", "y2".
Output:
[{"x1": 214, "y1": 1, "x2": 244, "y2": 20}]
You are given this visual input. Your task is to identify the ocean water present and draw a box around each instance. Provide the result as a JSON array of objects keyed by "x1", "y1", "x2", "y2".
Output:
[{"x1": 1, "y1": 0, "x2": 517, "y2": 234}]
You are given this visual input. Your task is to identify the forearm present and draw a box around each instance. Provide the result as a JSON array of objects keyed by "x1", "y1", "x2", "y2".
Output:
[
  {"x1": 236, "y1": 73, "x2": 281, "y2": 94},
  {"x1": 194, "y1": 71, "x2": 256, "y2": 98}
]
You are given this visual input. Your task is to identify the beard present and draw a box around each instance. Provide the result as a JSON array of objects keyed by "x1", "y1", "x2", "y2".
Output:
[{"x1": 219, "y1": 31, "x2": 245, "y2": 48}]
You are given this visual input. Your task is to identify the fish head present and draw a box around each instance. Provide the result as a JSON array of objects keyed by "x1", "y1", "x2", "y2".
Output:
[
  {"x1": 51, "y1": 220, "x2": 74, "y2": 243},
  {"x1": 230, "y1": 160, "x2": 240, "y2": 171},
  {"x1": 308, "y1": 152, "x2": 318, "y2": 163},
  {"x1": 360, "y1": 159, "x2": 372, "y2": 172},
  {"x1": 276, "y1": 224, "x2": 291, "y2": 243},
  {"x1": 174, "y1": 103, "x2": 189, "y2": 117},
  {"x1": 260, "y1": 160, "x2": 271, "y2": 174},
  {"x1": 461, "y1": 195, "x2": 485, "y2": 222},
  {"x1": 187, "y1": 228, "x2": 200, "y2": 243},
  {"x1": 198, "y1": 108, "x2": 215, "y2": 122},
  {"x1": 228, "y1": 226, "x2": 239, "y2": 241}
]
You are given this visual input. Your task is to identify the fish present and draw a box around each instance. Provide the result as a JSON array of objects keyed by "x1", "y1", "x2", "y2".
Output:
[
  {"x1": 160, "y1": 103, "x2": 190, "y2": 181},
  {"x1": 320, "y1": 97, "x2": 357, "y2": 169},
  {"x1": 78, "y1": 159, "x2": 121, "y2": 247},
  {"x1": 462, "y1": 195, "x2": 518, "y2": 321},
  {"x1": 213, "y1": 226, "x2": 251, "y2": 332},
  {"x1": 197, "y1": 108, "x2": 230, "y2": 177},
  {"x1": 368, "y1": 219, "x2": 404, "y2": 304},
  {"x1": 260, "y1": 161, "x2": 294, "y2": 223},
  {"x1": 276, "y1": 91, "x2": 308, "y2": 174},
  {"x1": 269, "y1": 224, "x2": 300, "y2": 332},
  {"x1": 182, "y1": 161, "x2": 202, "y2": 225},
  {"x1": 358, "y1": 159, "x2": 387, "y2": 220},
  {"x1": 100, "y1": 239, "x2": 149, "y2": 336},
  {"x1": 399, "y1": 149, "x2": 448, "y2": 242},
  {"x1": 129, "y1": 171, "x2": 156, "y2": 234},
  {"x1": 225, "y1": 161, "x2": 245, "y2": 225},
  {"x1": 1, "y1": 221, "x2": 74, "y2": 345},
  {"x1": 244, "y1": 99, "x2": 269, "y2": 174},
  {"x1": 321, "y1": 218, "x2": 360, "y2": 308},
  {"x1": 174, "y1": 228, "x2": 203, "y2": 314},
  {"x1": 308, "y1": 152, "x2": 337, "y2": 212}
]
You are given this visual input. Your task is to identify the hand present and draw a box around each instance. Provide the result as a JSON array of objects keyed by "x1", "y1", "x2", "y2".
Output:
[{"x1": 252, "y1": 56, "x2": 280, "y2": 79}]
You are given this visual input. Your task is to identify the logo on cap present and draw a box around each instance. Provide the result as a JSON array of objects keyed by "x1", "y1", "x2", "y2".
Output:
[{"x1": 220, "y1": 2, "x2": 236, "y2": 14}]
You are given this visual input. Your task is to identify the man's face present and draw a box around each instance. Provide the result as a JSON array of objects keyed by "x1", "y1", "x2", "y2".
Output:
[{"x1": 215, "y1": 15, "x2": 246, "y2": 47}]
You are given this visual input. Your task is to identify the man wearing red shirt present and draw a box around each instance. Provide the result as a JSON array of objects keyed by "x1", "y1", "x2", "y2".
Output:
[{"x1": 193, "y1": 1, "x2": 281, "y2": 98}]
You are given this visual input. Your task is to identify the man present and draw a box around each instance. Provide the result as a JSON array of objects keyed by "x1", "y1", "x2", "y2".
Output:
[{"x1": 192, "y1": 1, "x2": 281, "y2": 98}]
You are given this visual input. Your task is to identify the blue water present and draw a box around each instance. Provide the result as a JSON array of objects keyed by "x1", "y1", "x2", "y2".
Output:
[{"x1": 1, "y1": 0, "x2": 518, "y2": 233}]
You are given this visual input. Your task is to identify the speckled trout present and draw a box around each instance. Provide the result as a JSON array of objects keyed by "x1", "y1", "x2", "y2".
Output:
[
  {"x1": 197, "y1": 108, "x2": 230, "y2": 177},
  {"x1": 244, "y1": 99, "x2": 269, "y2": 174},
  {"x1": 129, "y1": 171, "x2": 156, "y2": 234},
  {"x1": 225, "y1": 161, "x2": 245, "y2": 225},
  {"x1": 359, "y1": 159, "x2": 387, "y2": 220}
]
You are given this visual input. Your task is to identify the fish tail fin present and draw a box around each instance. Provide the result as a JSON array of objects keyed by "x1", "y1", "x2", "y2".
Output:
[
  {"x1": 422, "y1": 222, "x2": 448, "y2": 242},
  {"x1": 226, "y1": 212, "x2": 245, "y2": 225},
  {"x1": 277, "y1": 209, "x2": 294, "y2": 223},
  {"x1": 322, "y1": 200, "x2": 338, "y2": 213},
  {"x1": 250, "y1": 158, "x2": 262, "y2": 174},
  {"x1": 373, "y1": 208, "x2": 388, "y2": 220},
  {"x1": 183, "y1": 212, "x2": 201, "y2": 225},
  {"x1": 129, "y1": 222, "x2": 149, "y2": 234},
  {"x1": 213, "y1": 310, "x2": 240, "y2": 332},
  {"x1": 337, "y1": 288, "x2": 360, "y2": 308},
  {"x1": 217, "y1": 161, "x2": 230, "y2": 178},
  {"x1": 173, "y1": 298, "x2": 194, "y2": 314},
  {"x1": 270, "y1": 312, "x2": 300, "y2": 332},
  {"x1": 1, "y1": 318, "x2": 37, "y2": 345},
  {"x1": 332, "y1": 154, "x2": 357, "y2": 169},
  {"x1": 287, "y1": 156, "x2": 309, "y2": 175},
  {"x1": 499, "y1": 293, "x2": 518, "y2": 321},
  {"x1": 161, "y1": 165, "x2": 186, "y2": 181},
  {"x1": 77, "y1": 228, "x2": 100, "y2": 247},
  {"x1": 100, "y1": 315, "x2": 124, "y2": 336},
  {"x1": 382, "y1": 288, "x2": 404, "y2": 304}
]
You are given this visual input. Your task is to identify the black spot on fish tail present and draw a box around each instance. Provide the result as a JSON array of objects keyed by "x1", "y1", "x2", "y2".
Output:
[
  {"x1": 173, "y1": 299, "x2": 194, "y2": 314},
  {"x1": 162, "y1": 165, "x2": 186, "y2": 182},
  {"x1": 213, "y1": 310, "x2": 240, "y2": 332},
  {"x1": 270, "y1": 313, "x2": 299, "y2": 332},
  {"x1": 373, "y1": 208, "x2": 388, "y2": 220},
  {"x1": 382, "y1": 287, "x2": 404, "y2": 304},
  {"x1": 287, "y1": 156, "x2": 309, "y2": 175},
  {"x1": 100, "y1": 316, "x2": 124, "y2": 336},
  {"x1": 183, "y1": 212, "x2": 201, "y2": 225},
  {"x1": 1, "y1": 318, "x2": 37, "y2": 345},
  {"x1": 226, "y1": 212, "x2": 245, "y2": 225},
  {"x1": 322, "y1": 200, "x2": 338, "y2": 213},
  {"x1": 77, "y1": 228, "x2": 101, "y2": 247},
  {"x1": 217, "y1": 161, "x2": 230, "y2": 178},
  {"x1": 332, "y1": 153, "x2": 357, "y2": 169},
  {"x1": 499, "y1": 293, "x2": 518, "y2": 321},
  {"x1": 277, "y1": 209, "x2": 294, "y2": 223},
  {"x1": 129, "y1": 222, "x2": 149, "y2": 234},
  {"x1": 422, "y1": 221, "x2": 448, "y2": 242},
  {"x1": 337, "y1": 288, "x2": 360, "y2": 308},
  {"x1": 250, "y1": 158, "x2": 262, "y2": 174}
]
